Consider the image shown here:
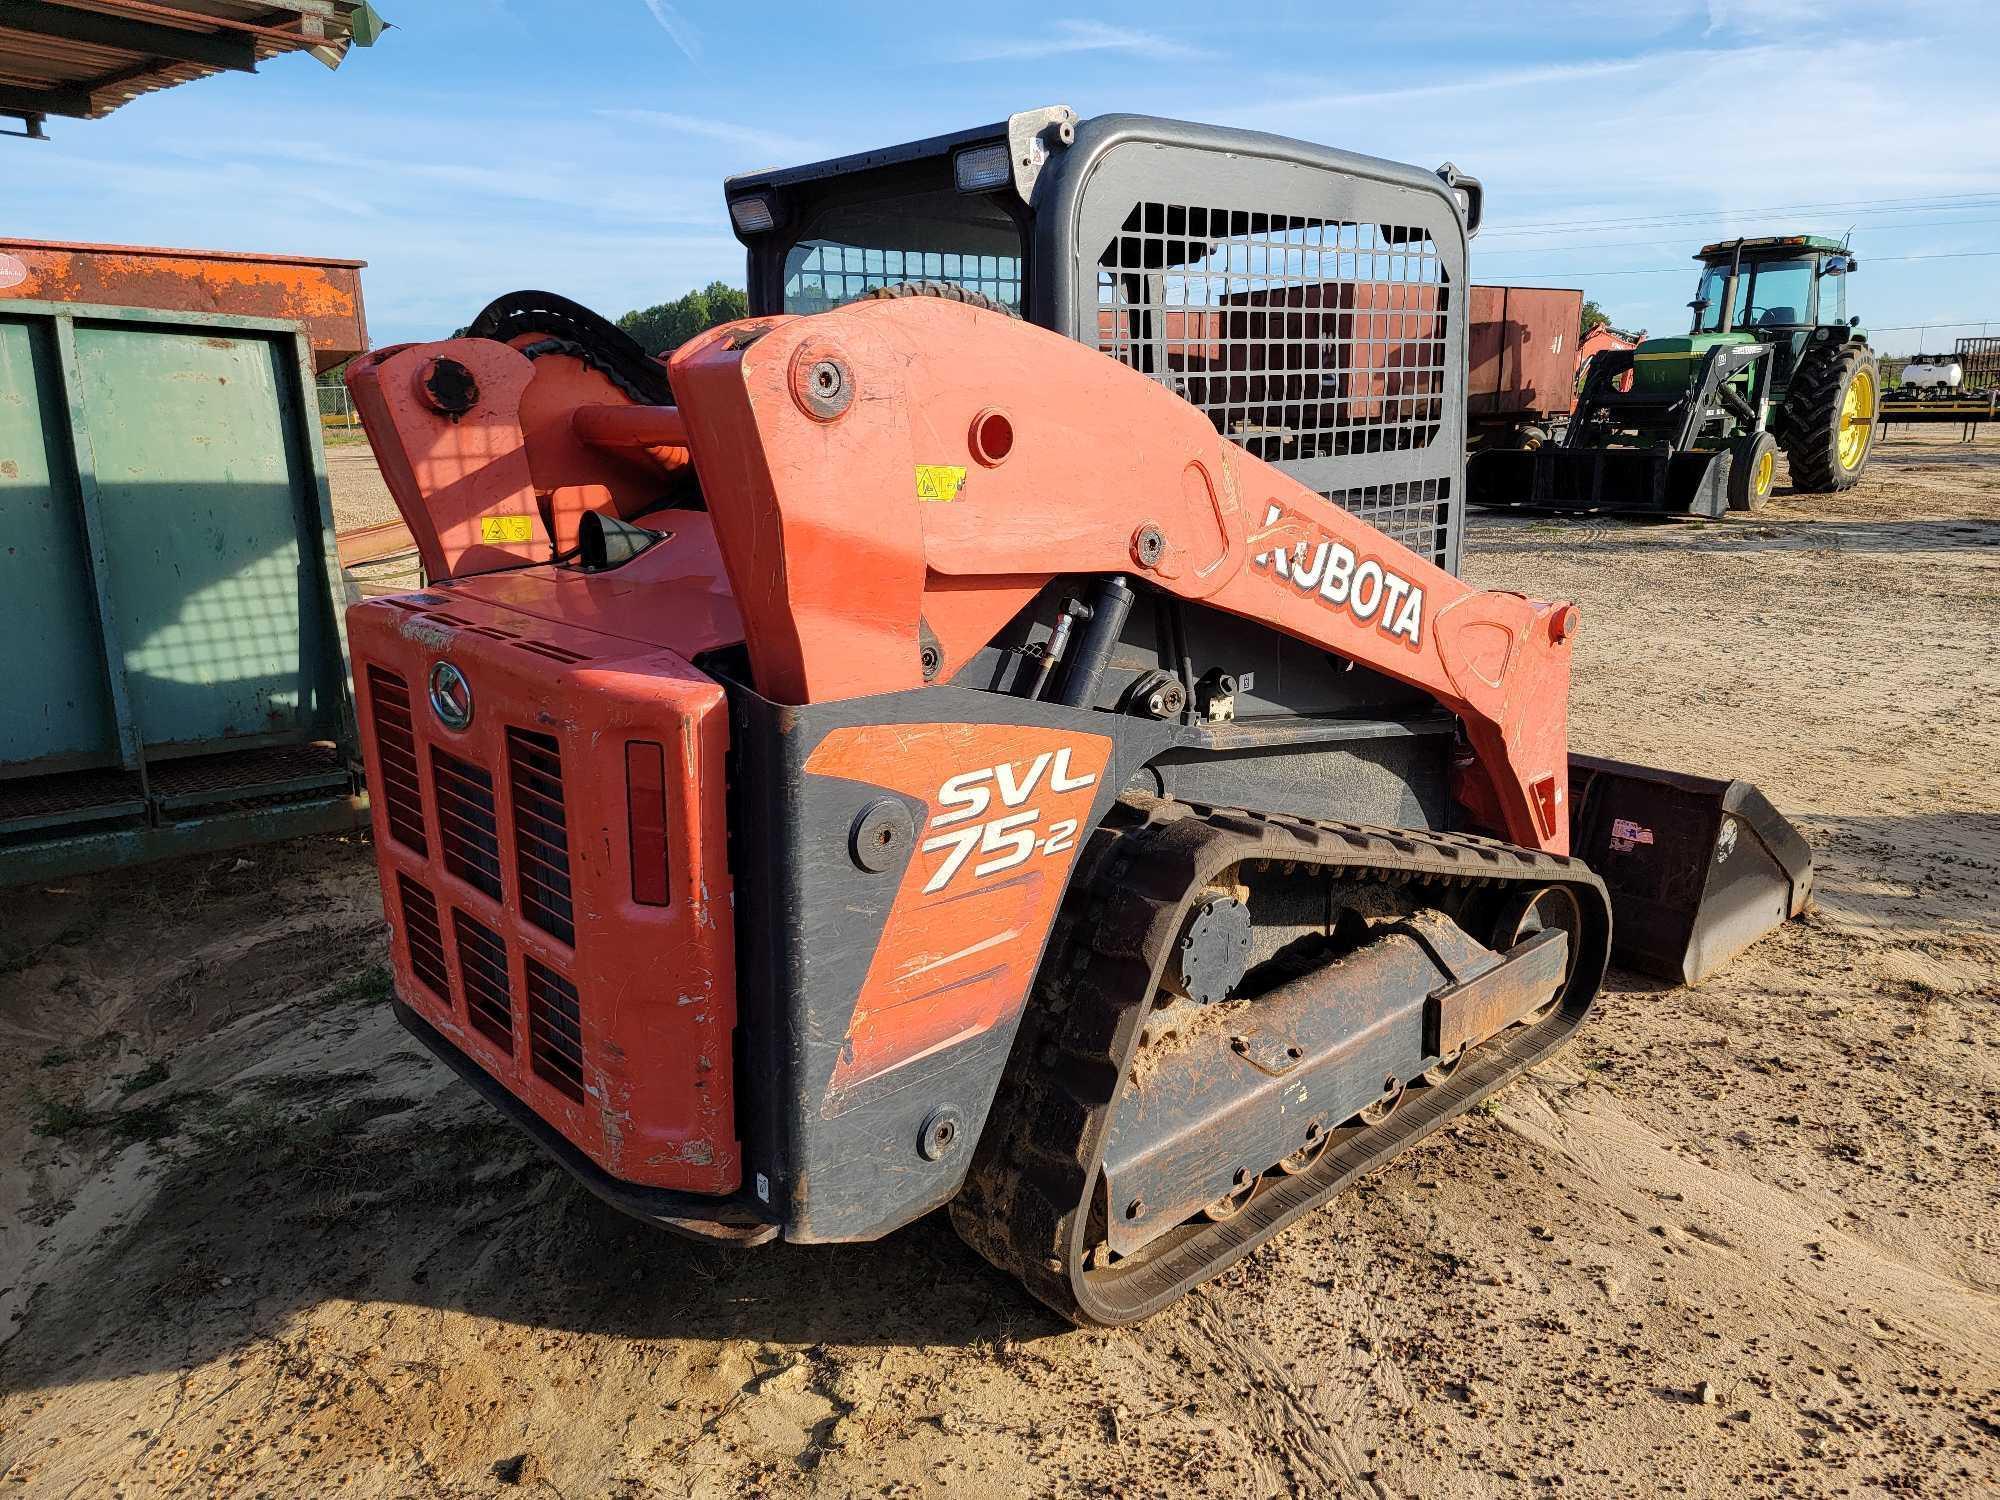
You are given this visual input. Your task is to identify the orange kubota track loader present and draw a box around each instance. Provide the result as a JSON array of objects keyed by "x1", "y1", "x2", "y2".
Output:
[{"x1": 344, "y1": 111, "x2": 1813, "y2": 1325}]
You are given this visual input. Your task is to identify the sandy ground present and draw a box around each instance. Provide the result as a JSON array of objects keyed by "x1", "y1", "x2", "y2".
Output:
[
  {"x1": 324, "y1": 440, "x2": 398, "y2": 532},
  {"x1": 3, "y1": 430, "x2": 1996, "y2": 1498}
]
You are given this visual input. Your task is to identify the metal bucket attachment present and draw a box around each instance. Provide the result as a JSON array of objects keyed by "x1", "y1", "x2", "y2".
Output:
[
  {"x1": 1469, "y1": 447, "x2": 1732, "y2": 518},
  {"x1": 1568, "y1": 754, "x2": 1813, "y2": 985}
]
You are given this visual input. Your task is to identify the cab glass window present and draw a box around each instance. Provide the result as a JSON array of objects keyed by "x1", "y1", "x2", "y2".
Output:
[
  {"x1": 1740, "y1": 259, "x2": 1813, "y2": 328},
  {"x1": 783, "y1": 189, "x2": 1024, "y2": 313}
]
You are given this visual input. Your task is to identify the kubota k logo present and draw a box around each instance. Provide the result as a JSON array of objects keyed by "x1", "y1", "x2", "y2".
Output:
[
  {"x1": 919, "y1": 749, "x2": 1098, "y2": 893},
  {"x1": 428, "y1": 660, "x2": 473, "y2": 730}
]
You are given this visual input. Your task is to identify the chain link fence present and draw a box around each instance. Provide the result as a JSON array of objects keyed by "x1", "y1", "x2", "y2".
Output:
[{"x1": 317, "y1": 378, "x2": 363, "y2": 440}]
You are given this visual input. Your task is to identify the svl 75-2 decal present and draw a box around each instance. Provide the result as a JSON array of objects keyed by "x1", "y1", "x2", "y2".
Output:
[
  {"x1": 920, "y1": 749, "x2": 1098, "y2": 892},
  {"x1": 804, "y1": 725, "x2": 1114, "y2": 1092}
]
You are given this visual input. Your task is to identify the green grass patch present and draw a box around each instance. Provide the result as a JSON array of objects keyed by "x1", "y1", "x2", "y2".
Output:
[
  {"x1": 32, "y1": 1096, "x2": 99, "y2": 1136},
  {"x1": 319, "y1": 963, "x2": 394, "y2": 1009},
  {"x1": 32, "y1": 1087, "x2": 199, "y2": 1145},
  {"x1": 120, "y1": 1059, "x2": 171, "y2": 1096}
]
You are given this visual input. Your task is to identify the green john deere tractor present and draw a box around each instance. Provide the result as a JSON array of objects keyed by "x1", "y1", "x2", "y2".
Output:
[{"x1": 1471, "y1": 235, "x2": 1879, "y2": 516}]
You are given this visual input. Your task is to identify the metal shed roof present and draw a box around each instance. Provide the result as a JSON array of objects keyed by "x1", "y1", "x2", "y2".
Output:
[{"x1": 0, "y1": 0, "x2": 384, "y2": 138}]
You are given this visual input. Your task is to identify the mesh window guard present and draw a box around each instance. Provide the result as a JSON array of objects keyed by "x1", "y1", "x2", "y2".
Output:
[
  {"x1": 1095, "y1": 204, "x2": 1453, "y2": 560},
  {"x1": 786, "y1": 244, "x2": 1023, "y2": 313}
]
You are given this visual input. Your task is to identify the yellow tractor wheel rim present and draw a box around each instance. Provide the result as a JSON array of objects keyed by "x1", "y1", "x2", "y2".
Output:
[
  {"x1": 1754, "y1": 447, "x2": 1775, "y2": 496},
  {"x1": 1839, "y1": 368, "x2": 1875, "y2": 471}
]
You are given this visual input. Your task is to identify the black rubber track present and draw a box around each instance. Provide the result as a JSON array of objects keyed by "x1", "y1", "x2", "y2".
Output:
[
  {"x1": 1781, "y1": 340, "x2": 1878, "y2": 493},
  {"x1": 950, "y1": 797, "x2": 1613, "y2": 1327},
  {"x1": 858, "y1": 280, "x2": 1019, "y2": 318},
  {"x1": 466, "y1": 289, "x2": 675, "y2": 405}
]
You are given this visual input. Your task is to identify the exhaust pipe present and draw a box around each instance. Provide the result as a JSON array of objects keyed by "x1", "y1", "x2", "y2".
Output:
[{"x1": 1568, "y1": 754, "x2": 1814, "y2": 985}]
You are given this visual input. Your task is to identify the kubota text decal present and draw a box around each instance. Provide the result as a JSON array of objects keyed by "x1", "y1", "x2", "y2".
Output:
[{"x1": 1251, "y1": 502, "x2": 1426, "y2": 647}]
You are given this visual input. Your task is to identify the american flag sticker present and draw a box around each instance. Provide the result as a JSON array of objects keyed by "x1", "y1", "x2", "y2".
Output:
[{"x1": 1609, "y1": 818, "x2": 1656, "y2": 853}]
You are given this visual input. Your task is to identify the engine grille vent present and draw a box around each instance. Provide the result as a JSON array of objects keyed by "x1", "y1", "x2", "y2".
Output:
[
  {"x1": 432, "y1": 748, "x2": 503, "y2": 900},
  {"x1": 396, "y1": 875, "x2": 449, "y2": 1001},
  {"x1": 507, "y1": 729, "x2": 575, "y2": 946},
  {"x1": 525, "y1": 958, "x2": 585, "y2": 1101},
  {"x1": 367, "y1": 668, "x2": 427, "y2": 854},
  {"x1": 452, "y1": 908, "x2": 515, "y2": 1050},
  {"x1": 510, "y1": 639, "x2": 588, "y2": 665}
]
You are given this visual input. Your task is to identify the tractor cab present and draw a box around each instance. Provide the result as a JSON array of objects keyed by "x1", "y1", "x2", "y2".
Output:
[{"x1": 1687, "y1": 235, "x2": 1857, "y2": 389}]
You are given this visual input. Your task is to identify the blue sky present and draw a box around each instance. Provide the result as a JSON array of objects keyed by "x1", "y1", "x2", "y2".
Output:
[{"x1": 9, "y1": 1, "x2": 1998, "y2": 354}]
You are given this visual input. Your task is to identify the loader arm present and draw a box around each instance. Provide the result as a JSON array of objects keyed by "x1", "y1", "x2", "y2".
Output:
[{"x1": 667, "y1": 299, "x2": 1577, "y2": 854}]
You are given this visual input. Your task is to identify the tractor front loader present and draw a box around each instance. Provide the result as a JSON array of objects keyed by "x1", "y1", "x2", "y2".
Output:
[
  {"x1": 1470, "y1": 235, "x2": 1879, "y2": 516},
  {"x1": 343, "y1": 110, "x2": 1812, "y2": 1325}
]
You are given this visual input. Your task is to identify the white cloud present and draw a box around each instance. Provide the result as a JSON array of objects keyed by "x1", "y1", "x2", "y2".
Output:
[
  {"x1": 954, "y1": 20, "x2": 1203, "y2": 63},
  {"x1": 1704, "y1": 0, "x2": 1831, "y2": 34},
  {"x1": 595, "y1": 109, "x2": 816, "y2": 166},
  {"x1": 12, "y1": 3, "x2": 1995, "y2": 353},
  {"x1": 1218, "y1": 53, "x2": 1671, "y2": 118},
  {"x1": 1179, "y1": 14, "x2": 2000, "y2": 352},
  {"x1": 639, "y1": 0, "x2": 701, "y2": 64}
]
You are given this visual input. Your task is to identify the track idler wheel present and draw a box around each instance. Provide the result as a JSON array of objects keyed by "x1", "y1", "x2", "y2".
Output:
[
  {"x1": 1355, "y1": 1077, "x2": 1408, "y2": 1125},
  {"x1": 1492, "y1": 885, "x2": 1585, "y2": 1022},
  {"x1": 1200, "y1": 1168, "x2": 1267, "y2": 1222}
]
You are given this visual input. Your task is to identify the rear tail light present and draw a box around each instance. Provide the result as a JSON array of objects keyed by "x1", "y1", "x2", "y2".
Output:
[{"x1": 626, "y1": 741, "x2": 669, "y2": 906}]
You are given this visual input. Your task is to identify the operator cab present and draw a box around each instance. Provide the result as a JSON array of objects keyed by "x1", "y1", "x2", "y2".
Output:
[{"x1": 1689, "y1": 235, "x2": 1857, "y2": 385}]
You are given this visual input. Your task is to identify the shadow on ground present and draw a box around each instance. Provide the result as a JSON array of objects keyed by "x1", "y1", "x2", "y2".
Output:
[{"x1": 2, "y1": 1014, "x2": 1062, "y2": 1400}]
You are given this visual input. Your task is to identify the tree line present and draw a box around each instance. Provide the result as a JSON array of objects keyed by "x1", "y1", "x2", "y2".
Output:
[{"x1": 617, "y1": 282, "x2": 748, "y2": 357}]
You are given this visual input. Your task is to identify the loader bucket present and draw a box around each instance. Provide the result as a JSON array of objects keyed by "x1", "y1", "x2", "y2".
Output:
[
  {"x1": 1568, "y1": 754, "x2": 1813, "y2": 985},
  {"x1": 1469, "y1": 447, "x2": 1731, "y2": 518}
]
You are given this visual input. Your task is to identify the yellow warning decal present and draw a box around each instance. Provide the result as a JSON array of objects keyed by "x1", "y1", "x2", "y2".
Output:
[
  {"x1": 914, "y1": 464, "x2": 968, "y2": 502},
  {"x1": 480, "y1": 514, "x2": 535, "y2": 544}
]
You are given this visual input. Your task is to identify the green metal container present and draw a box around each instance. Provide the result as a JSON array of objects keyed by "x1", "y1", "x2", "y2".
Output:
[{"x1": 0, "y1": 299, "x2": 364, "y2": 883}]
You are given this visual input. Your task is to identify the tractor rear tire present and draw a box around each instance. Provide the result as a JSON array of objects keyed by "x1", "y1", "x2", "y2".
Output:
[
  {"x1": 1728, "y1": 431, "x2": 1778, "y2": 512},
  {"x1": 859, "y1": 281, "x2": 1019, "y2": 318},
  {"x1": 1781, "y1": 342, "x2": 1878, "y2": 493}
]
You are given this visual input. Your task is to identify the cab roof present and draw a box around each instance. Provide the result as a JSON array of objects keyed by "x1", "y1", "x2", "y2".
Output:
[{"x1": 1695, "y1": 234, "x2": 1848, "y2": 260}]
